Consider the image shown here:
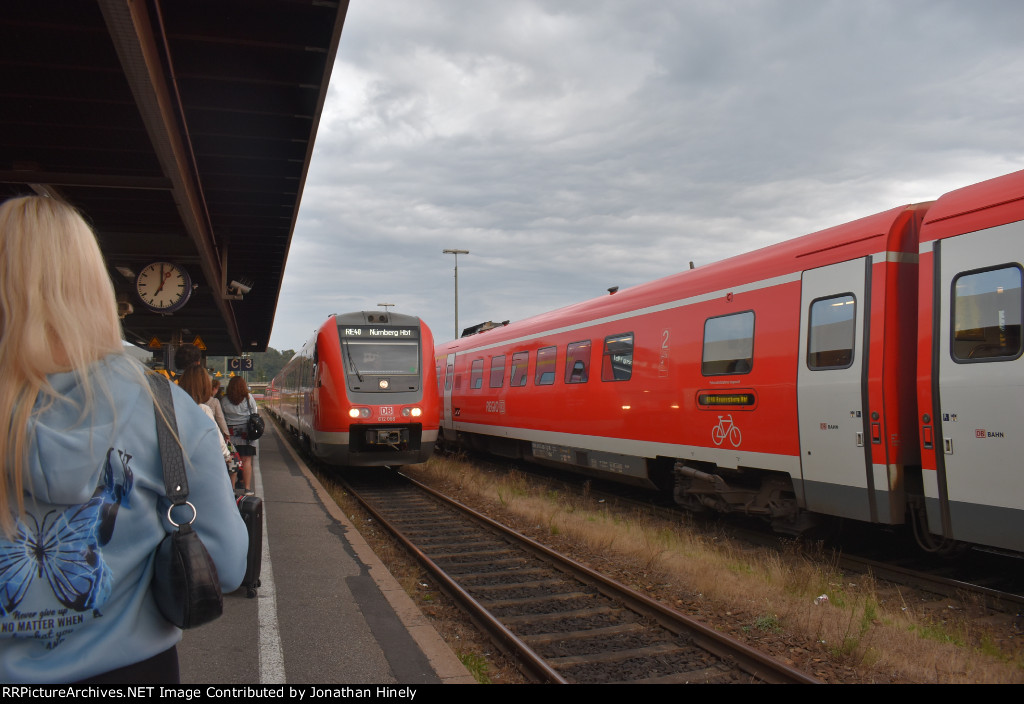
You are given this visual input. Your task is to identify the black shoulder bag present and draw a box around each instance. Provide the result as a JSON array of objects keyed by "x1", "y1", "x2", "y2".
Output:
[
  {"x1": 246, "y1": 396, "x2": 265, "y2": 440},
  {"x1": 148, "y1": 375, "x2": 224, "y2": 629}
]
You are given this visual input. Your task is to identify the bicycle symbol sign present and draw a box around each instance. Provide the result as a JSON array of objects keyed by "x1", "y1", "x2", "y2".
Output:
[{"x1": 711, "y1": 414, "x2": 743, "y2": 447}]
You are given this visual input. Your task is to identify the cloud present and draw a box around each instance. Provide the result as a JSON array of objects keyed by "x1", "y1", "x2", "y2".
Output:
[{"x1": 271, "y1": 0, "x2": 1024, "y2": 349}]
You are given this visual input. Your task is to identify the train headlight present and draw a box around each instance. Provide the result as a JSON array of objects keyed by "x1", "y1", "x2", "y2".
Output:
[
  {"x1": 378, "y1": 379, "x2": 390, "y2": 389},
  {"x1": 401, "y1": 407, "x2": 422, "y2": 417},
  {"x1": 349, "y1": 408, "x2": 371, "y2": 418}
]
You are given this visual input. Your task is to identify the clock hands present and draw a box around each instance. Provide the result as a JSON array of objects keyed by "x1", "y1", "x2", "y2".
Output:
[{"x1": 154, "y1": 264, "x2": 172, "y2": 294}]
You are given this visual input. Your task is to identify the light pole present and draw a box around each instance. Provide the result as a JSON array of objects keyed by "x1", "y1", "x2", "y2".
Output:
[{"x1": 443, "y1": 249, "x2": 469, "y2": 339}]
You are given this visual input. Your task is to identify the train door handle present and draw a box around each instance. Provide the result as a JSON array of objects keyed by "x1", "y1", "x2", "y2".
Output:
[
  {"x1": 855, "y1": 431, "x2": 864, "y2": 447},
  {"x1": 944, "y1": 438, "x2": 954, "y2": 455}
]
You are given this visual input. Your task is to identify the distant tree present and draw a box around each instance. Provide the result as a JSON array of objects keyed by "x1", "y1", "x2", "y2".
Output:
[{"x1": 207, "y1": 347, "x2": 296, "y2": 382}]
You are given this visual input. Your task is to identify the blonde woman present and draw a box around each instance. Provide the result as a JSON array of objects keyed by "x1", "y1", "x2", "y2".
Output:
[{"x1": 0, "y1": 195, "x2": 247, "y2": 683}]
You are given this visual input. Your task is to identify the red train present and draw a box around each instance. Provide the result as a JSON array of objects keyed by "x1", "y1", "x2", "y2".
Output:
[
  {"x1": 435, "y1": 169, "x2": 1024, "y2": 554},
  {"x1": 267, "y1": 311, "x2": 439, "y2": 467}
]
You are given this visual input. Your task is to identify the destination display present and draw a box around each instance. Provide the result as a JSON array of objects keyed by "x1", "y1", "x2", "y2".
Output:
[
  {"x1": 341, "y1": 326, "x2": 418, "y2": 339},
  {"x1": 697, "y1": 390, "x2": 757, "y2": 409}
]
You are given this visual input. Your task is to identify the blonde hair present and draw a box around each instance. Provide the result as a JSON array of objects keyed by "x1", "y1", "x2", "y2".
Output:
[{"x1": 0, "y1": 195, "x2": 125, "y2": 533}]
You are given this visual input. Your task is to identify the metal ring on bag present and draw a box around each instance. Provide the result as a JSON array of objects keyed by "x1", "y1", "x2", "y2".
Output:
[{"x1": 166, "y1": 501, "x2": 198, "y2": 527}]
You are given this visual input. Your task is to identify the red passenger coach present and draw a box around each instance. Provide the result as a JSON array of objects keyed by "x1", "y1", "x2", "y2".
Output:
[
  {"x1": 436, "y1": 169, "x2": 1024, "y2": 554},
  {"x1": 915, "y1": 173, "x2": 1024, "y2": 553},
  {"x1": 269, "y1": 311, "x2": 439, "y2": 467}
]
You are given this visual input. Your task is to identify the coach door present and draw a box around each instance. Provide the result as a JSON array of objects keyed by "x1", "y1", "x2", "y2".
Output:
[
  {"x1": 932, "y1": 222, "x2": 1024, "y2": 551},
  {"x1": 442, "y1": 353, "x2": 456, "y2": 431},
  {"x1": 797, "y1": 258, "x2": 873, "y2": 521}
]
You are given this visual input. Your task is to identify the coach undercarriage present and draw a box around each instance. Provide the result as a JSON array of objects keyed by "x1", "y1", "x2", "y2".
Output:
[
  {"x1": 454, "y1": 430, "x2": 816, "y2": 531},
  {"x1": 672, "y1": 461, "x2": 814, "y2": 535}
]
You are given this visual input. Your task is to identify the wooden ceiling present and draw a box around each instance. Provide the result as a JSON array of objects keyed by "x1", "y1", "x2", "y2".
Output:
[{"x1": 0, "y1": 0, "x2": 349, "y2": 355}]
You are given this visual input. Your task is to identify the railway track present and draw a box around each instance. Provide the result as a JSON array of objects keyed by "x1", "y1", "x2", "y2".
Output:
[
  {"x1": 341, "y1": 471, "x2": 819, "y2": 685},
  {"x1": 476, "y1": 452, "x2": 1024, "y2": 616}
]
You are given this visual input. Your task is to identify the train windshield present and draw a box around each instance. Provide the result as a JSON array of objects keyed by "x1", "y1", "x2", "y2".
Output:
[{"x1": 341, "y1": 340, "x2": 420, "y2": 377}]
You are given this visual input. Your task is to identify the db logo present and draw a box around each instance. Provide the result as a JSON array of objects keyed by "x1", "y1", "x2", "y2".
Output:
[
  {"x1": 380, "y1": 406, "x2": 393, "y2": 416},
  {"x1": 976, "y1": 429, "x2": 986, "y2": 438}
]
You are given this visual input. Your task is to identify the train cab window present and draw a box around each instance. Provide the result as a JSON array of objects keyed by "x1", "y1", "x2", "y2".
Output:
[
  {"x1": 489, "y1": 355, "x2": 506, "y2": 388},
  {"x1": 510, "y1": 351, "x2": 529, "y2": 387},
  {"x1": 807, "y1": 295, "x2": 855, "y2": 370},
  {"x1": 702, "y1": 312, "x2": 754, "y2": 375},
  {"x1": 565, "y1": 340, "x2": 592, "y2": 384},
  {"x1": 445, "y1": 363, "x2": 454, "y2": 391},
  {"x1": 601, "y1": 333, "x2": 634, "y2": 382},
  {"x1": 536, "y1": 346, "x2": 557, "y2": 385},
  {"x1": 339, "y1": 328, "x2": 420, "y2": 392},
  {"x1": 470, "y1": 359, "x2": 484, "y2": 389},
  {"x1": 952, "y1": 265, "x2": 1023, "y2": 362}
]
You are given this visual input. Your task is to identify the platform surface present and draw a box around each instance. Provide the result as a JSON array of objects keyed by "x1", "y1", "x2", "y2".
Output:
[{"x1": 178, "y1": 424, "x2": 474, "y2": 685}]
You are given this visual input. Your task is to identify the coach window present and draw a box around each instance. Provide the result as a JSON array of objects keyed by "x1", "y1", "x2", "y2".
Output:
[
  {"x1": 510, "y1": 351, "x2": 529, "y2": 387},
  {"x1": 470, "y1": 359, "x2": 484, "y2": 389},
  {"x1": 952, "y1": 265, "x2": 1023, "y2": 362},
  {"x1": 565, "y1": 340, "x2": 592, "y2": 383},
  {"x1": 489, "y1": 355, "x2": 506, "y2": 388},
  {"x1": 536, "y1": 346, "x2": 557, "y2": 385},
  {"x1": 807, "y1": 295, "x2": 856, "y2": 370},
  {"x1": 601, "y1": 333, "x2": 634, "y2": 382},
  {"x1": 445, "y1": 363, "x2": 454, "y2": 391},
  {"x1": 702, "y1": 311, "x2": 754, "y2": 375},
  {"x1": 436, "y1": 363, "x2": 442, "y2": 393}
]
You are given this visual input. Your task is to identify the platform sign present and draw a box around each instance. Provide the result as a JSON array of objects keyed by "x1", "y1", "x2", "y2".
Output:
[
  {"x1": 192, "y1": 335, "x2": 206, "y2": 351},
  {"x1": 228, "y1": 357, "x2": 254, "y2": 372}
]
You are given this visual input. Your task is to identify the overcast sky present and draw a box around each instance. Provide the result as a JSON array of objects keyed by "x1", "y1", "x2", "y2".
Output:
[{"x1": 267, "y1": 0, "x2": 1024, "y2": 350}]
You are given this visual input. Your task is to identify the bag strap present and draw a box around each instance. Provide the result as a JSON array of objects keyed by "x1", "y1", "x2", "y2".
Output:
[
  {"x1": 247, "y1": 396, "x2": 255, "y2": 414},
  {"x1": 148, "y1": 374, "x2": 189, "y2": 505}
]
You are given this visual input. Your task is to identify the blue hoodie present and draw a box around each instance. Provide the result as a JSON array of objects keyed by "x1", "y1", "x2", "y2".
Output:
[{"x1": 0, "y1": 354, "x2": 248, "y2": 683}]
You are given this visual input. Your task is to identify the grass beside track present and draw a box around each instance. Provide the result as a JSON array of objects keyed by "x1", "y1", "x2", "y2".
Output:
[{"x1": 399, "y1": 454, "x2": 1024, "y2": 684}]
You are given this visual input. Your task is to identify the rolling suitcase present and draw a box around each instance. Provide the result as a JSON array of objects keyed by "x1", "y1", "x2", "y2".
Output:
[{"x1": 235, "y1": 493, "x2": 263, "y2": 598}]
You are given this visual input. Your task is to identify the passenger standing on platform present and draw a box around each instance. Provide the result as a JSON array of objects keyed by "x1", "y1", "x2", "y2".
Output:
[
  {"x1": 179, "y1": 366, "x2": 231, "y2": 467},
  {"x1": 211, "y1": 375, "x2": 226, "y2": 401},
  {"x1": 203, "y1": 376, "x2": 230, "y2": 439},
  {"x1": 173, "y1": 342, "x2": 202, "y2": 373},
  {"x1": 221, "y1": 376, "x2": 258, "y2": 494},
  {"x1": 0, "y1": 195, "x2": 248, "y2": 684}
]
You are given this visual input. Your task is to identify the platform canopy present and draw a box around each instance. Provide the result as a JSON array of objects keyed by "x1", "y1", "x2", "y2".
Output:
[{"x1": 0, "y1": 0, "x2": 349, "y2": 356}]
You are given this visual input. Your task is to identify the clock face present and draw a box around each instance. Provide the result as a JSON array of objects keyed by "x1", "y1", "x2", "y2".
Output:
[{"x1": 136, "y1": 261, "x2": 192, "y2": 313}]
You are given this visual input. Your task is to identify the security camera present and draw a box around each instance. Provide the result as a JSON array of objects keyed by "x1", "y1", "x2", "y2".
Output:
[{"x1": 230, "y1": 279, "x2": 252, "y2": 295}]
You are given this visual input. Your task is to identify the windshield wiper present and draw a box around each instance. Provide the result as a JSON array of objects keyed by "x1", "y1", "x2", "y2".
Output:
[{"x1": 344, "y1": 342, "x2": 364, "y2": 382}]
